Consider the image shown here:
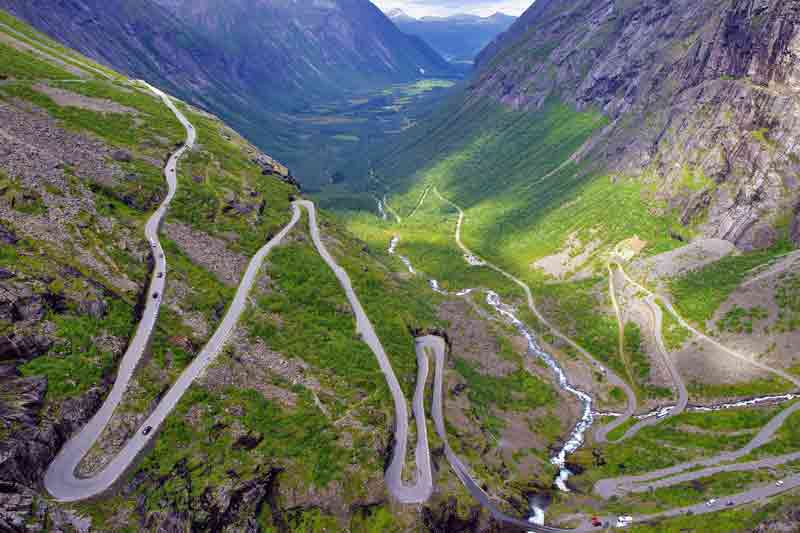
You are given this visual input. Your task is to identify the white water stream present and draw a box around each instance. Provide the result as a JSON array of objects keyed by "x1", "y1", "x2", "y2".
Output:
[
  {"x1": 376, "y1": 198, "x2": 388, "y2": 221},
  {"x1": 596, "y1": 393, "x2": 800, "y2": 422},
  {"x1": 387, "y1": 236, "x2": 595, "y2": 505}
]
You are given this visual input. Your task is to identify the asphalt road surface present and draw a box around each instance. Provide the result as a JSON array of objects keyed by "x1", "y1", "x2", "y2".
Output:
[
  {"x1": 41, "y1": 83, "x2": 800, "y2": 527},
  {"x1": 296, "y1": 199, "x2": 433, "y2": 503},
  {"x1": 392, "y1": 187, "x2": 800, "y2": 529},
  {"x1": 607, "y1": 265, "x2": 689, "y2": 441},
  {"x1": 44, "y1": 85, "x2": 301, "y2": 502}
]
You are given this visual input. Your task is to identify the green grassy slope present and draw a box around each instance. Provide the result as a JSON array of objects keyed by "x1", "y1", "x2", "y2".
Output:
[
  {"x1": 0, "y1": 13, "x2": 565, "y2": 531},
  {"x1": 337, "y1": 94, "x2": 689, "y2": 393}
]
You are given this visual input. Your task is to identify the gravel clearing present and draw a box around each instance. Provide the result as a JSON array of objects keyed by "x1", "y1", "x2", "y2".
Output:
[{"x1": 633, "y1": 238, "x2": 736, "y2": 281}]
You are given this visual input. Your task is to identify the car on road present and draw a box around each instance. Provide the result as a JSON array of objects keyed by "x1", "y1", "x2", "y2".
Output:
[
  {"x1": 726, "y1": 501, "x2": 734, "y2": 507},
  {"x1": 615, "y1": 516, "x2": 633, "y2": 528},
  {"x1": 776, "y1": 480, "x2": 785, "y2": 487},
  {"x1": 706, "y1": 499, "x2": 718, "y2": 507},
  {"x1": 157, "y1": 272, "x2": 164, "y2": 279},
  {"x1": 142, "y1": 426, "x2": 153, "y2": 436},
  {"x1": 591, "y1": 516, "x2": 602, "y2": 527},
  {"x1": 152, "y1": 292, "x2": 159, "y2": 300}
]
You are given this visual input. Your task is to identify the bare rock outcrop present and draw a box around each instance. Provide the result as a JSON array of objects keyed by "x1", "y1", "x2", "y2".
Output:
[
  {"x1": 473, "y1": 0, "x2": 800, "y2": 249},
  {"x1": 792, "y1": 201, "x2": 800, "y2": 246},
  {"x1": 164, "y1": 221, "x2": 248, "y2": 287}
]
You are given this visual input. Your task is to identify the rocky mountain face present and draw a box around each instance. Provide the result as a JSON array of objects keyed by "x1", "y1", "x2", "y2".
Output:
[
  {"x1": 0, "y1": 0, "x2": 224, "y2": 101},
  {"x1": 0, "y1": 0, "x2": 453, "y2": 183},
  {"x1": 389, "y1": 10, "x2": 516, "y2": 64},
  {"x1": 155, "y1": 0, "x2": 452, "y2": 102},
  {"x1": 472, "y1": 0, "x2": 800, "y2": 250}
]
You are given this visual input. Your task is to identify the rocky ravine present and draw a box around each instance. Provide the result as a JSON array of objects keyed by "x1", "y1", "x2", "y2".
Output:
[{"x1": 474, "y1": 0, "x2": 800, "y2": 250}]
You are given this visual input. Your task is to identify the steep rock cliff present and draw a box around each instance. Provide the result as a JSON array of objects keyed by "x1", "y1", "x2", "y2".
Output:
[{"x1": 473, "y1": 0, "x2": 800, "y2": 249}]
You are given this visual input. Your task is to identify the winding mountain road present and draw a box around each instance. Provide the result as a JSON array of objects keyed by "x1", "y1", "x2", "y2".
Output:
[
  {"x1": 614, "y1": 294, "x2": 690, "y2": 441},
  {"x1": 387, "y1": 186, "x2": 800, "y2": 529},
  {"x1": 44, "y1": 84, "x2": 301, "y2": 502},
  {"x1": 605, "y1": 263, "x2": 689, "y2": 442},
  {"x1": 614, "y1": 262, "x2": 800, "y2": 389},
  {"x1": 429, "y1": 187, "x2": 637, "y2": 443},
  {"x1": 418, "y1": 335, "x2": 565, "y2": 532},
  {"x1": 297, "y1": 199, "x2": 433, "y2": 503},
  {"x1": 40, "y1": 80, "x2": 800, "y2": 526}
]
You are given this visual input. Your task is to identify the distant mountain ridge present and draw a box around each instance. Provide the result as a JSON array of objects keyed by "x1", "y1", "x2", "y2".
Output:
[
  {"x1": 387, "y1": 9, "x2": 515, "y2": 64},
  {"x1": 0, "y1": 0, "x2": 454, "y2": 182}
]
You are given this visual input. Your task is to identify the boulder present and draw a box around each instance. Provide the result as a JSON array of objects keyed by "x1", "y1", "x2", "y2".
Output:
[
  {"x1": 77, "y1": 299, "x2": 107, "y2": 318},
  {"x1": 224, "y1": 201, "x2": 255, "y2": 216},
  {"x1": 11, "y1": 296, "x2": 46, "y2": 323},
  {"x1": 0, "y1": 376, "x2": 47, "y2": 427},
  {"x1": 168, "y1": 336, "x2": 195, "y2": 352},
  {"x1": 0, "y1": 334, "x2": 52, "y2": 362},
  {"x1": 0, "y1": 224, "x2": 18, "y2": 246},
  {"x1": 111, "y1": 149, "x2": 132, "y2": 162},
  {"x1": 739, "y1": 224, "x2": 778, "y2": 251},
  {"x1": 0, "y1": 365, "x2": 19, "y2": 379},
  {"x1": 233, "y1": 431, "x2": 263, "y2": 451}
]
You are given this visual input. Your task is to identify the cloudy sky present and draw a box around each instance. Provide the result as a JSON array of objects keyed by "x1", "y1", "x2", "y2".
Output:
[{"x1": 371, "y1": 0, "x2": 532, "y2": 17}]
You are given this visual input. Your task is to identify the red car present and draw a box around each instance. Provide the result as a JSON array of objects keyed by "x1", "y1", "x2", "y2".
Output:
[{"x1": 591, "y1": 517, "x2": 602, "y2": 528}]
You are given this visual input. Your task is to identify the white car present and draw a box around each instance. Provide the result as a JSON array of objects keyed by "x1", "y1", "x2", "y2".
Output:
[
  {"x1": 615, "y1": 516, "x2": 633, "y2": 528},
  {"x1": 706, "y1": 499, "x2": 718, "y2": 507},
  {"x1": 776, "y1": 480, "x2": 785, "y2": 487}
]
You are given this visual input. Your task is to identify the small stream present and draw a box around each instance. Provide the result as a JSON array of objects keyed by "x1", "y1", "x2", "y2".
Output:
[
  {"x1": 387, "y1": 236, "x2": 595, "y2": 515},
  {"x1": 376, "y1": 198, "x2": 388, "y2": 220},
  {"x1": 596, "y1": 393, "x2": 800, "y2": 421},
  {"x1": 386, "y1": 231, "x2": 797, "y2": 528},
  {"x1": 389, "y1": 237, "x2": 416, "y2": 274}
]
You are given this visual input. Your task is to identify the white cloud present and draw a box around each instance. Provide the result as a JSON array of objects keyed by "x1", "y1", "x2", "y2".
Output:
[{"x1": 371, "y1": 0, "x2": 532, "y2": 18}]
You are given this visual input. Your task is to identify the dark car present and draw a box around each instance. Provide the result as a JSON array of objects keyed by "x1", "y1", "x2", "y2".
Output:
[
  {"x1": 143, "y1": 426, "x2": 153, "y2": 436},
  {"x1": 153, "y1": 292, "x2": 159, "y2": 300},
  {"x1": 157, "y1": 272, "x2": 164, "y2": 279}
]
